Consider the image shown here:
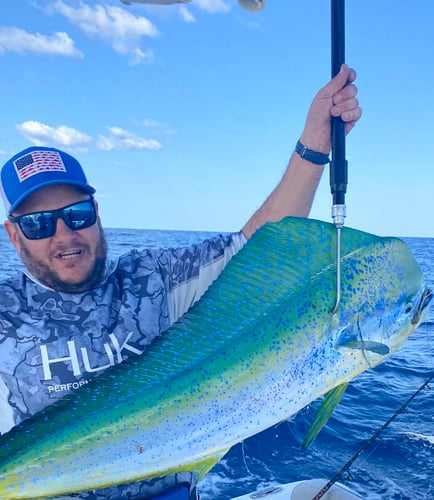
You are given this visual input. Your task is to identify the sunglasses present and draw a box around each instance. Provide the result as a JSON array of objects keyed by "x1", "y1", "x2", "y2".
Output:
[{"x1": 8, "y1": 199, "x2": 97, "y2": 240}]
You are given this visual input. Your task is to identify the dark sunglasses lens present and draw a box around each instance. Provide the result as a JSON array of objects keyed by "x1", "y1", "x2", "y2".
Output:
[
  {"x1": 63, "y1": 201, "x2": 96, "y2": 231},
  {"x1": 17, "y1": 200, "x2": 96, "y2": 240},
  {"x1": 19, "y1": 213, "x2": 56, "y2": 240}
]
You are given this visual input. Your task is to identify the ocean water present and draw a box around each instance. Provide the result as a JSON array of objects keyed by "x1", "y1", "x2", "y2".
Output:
[{"x1": 0, "y1": 227, "x2": 433, "y2": 500}]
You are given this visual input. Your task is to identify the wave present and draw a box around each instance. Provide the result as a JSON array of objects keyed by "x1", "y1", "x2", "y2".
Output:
[{"x1": 404, "y1": 432, "x2": 434, "y2": 446}]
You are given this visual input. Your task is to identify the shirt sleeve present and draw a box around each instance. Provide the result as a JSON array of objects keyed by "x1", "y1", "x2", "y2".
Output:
[
  {"x1": 164, "y1": 231, "x2": 246, "y2": 325},
  {"x1": 0, "y1": 375, "x2": 15, "y2": 435}
]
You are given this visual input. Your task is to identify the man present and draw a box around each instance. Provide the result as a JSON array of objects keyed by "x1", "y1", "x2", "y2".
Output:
[{"x1": 0, "y1": 64, "x2": 361, "y2": 499}]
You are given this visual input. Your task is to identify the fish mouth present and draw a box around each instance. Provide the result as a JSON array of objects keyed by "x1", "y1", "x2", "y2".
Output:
[{"x1": 411, "y1": 287, "x2": 433, "y2": 325}]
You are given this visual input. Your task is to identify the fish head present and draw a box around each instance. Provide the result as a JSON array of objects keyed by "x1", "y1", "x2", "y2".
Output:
[
  {"x1": 302, "y1": 235, "x2": 432, "y2": 449},
  {"x1": 334, "y1": 237, "x2": 432, "y2": 369}
]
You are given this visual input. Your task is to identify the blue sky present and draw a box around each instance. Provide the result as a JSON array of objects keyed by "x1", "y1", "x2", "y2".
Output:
[{"x1": 1, "y1": 0, "x2": 433, "y2": 237}]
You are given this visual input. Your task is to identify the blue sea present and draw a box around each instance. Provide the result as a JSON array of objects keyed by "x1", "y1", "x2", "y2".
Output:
[{"x1": 0, "y1": 227, "x2": 433, "y2": 500}]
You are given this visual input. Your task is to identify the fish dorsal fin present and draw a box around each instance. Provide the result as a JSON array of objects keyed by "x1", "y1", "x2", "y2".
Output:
[{"x1": 302, "y1": 382, "x2": 349, "y2": 449}]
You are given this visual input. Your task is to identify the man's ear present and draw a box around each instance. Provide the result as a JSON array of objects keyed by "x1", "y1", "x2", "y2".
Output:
[{"x1": 4, "y1": 221, "x2": 22, "y2": 254}]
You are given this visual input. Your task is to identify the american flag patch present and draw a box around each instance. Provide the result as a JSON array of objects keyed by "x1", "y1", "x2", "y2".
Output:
[{"x1": 14, "y1": 151, "x2": 66, "y2": 182}]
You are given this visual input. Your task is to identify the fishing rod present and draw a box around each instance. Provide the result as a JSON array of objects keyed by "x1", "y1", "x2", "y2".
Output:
[
  {"x1": 237, "y1": 0, "x2": 347, "y2": 313},
  {"x1": 330, "y1": 0, "x2": 348, "y2": 314},
  {"x1": 311, "y1": 373, "x2": 434, "y2": 500}
]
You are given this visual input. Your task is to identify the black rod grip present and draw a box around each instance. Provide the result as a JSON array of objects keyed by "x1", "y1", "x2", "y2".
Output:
[{"x1": 330, "y1": 0, "x2": 347, "y2": 201}]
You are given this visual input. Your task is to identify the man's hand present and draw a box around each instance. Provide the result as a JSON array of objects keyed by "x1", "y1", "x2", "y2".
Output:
[{"x1": 300, "y1": 64, "x2": 362, "y2": 155}]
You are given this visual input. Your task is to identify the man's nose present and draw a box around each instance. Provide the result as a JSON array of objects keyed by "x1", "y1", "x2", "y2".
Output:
[{"x1": 53, "y1": 218, "x2": 75, "y2": 238}]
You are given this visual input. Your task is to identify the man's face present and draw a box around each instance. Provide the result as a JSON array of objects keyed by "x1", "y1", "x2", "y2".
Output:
[{"x1": 4, "y1": 184, "x2": 107, "y2": 293}]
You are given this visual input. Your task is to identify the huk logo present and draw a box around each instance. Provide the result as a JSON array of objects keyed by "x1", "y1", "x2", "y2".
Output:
[{"x1": 40, "y1": 332, "x2": 143, "y2": 381}]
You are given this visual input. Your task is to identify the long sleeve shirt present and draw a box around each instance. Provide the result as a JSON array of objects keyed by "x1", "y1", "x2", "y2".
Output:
[{"x1": 0, "y1": 231, "x2": 245, "y2": 499}]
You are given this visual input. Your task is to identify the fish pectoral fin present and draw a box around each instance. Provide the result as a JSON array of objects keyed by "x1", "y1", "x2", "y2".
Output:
[
  {"x1": 337, "y1": 338, "x2": 390, "y2": 356},
  {"x1": 302, "y1": 382, "x2": 349, "y2": 449}
]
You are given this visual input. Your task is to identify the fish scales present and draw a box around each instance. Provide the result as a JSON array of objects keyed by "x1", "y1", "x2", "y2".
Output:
[{"x1": 0, "y1": 217, "x2": 430, "y2": 498}]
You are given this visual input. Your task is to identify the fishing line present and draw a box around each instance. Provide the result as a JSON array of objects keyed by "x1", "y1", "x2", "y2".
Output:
[
  {"x1": 241, "y1": 441, "x2": 255, "y2": 476},
  {"x1": 311, "y1": 373, "x2": 434, "y2": 500},
  {"x1": 240, "y1": 441, "x2": 263, "y2": 480},
  {"x1": 356, "y1": 315, "x2": 373, "y2": 369}
]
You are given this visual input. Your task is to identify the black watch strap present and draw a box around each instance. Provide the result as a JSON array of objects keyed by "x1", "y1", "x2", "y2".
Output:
[{"x1": 295, "y1": 140, "x2": 330, "y2": 165}]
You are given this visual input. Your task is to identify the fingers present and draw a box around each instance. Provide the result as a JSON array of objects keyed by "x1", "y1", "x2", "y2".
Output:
[
  {"x1": 331, "y1": 94, "x2": 362, "y2": 123},
  {"x1": 346, "y1": 67, "x2": 357, "y2": 84},
  {"x1": 319, "y1": 63, "x2": 353, "y2": 98},
  {"x1": 299, "y1": 64, "x2": 362, "y2": 150},
  {"x1": 332, "y1": 82, "x2": 358, "y2": 105},
  {"x1": 344, "y1": 106, "x2": 362, "y2": 124},
  {"x1": 344, "y1": 119, "x2": 359, "y2": 135},
  {"x1": 330, "y1": 67, "x2": 362, "y2": 127}
]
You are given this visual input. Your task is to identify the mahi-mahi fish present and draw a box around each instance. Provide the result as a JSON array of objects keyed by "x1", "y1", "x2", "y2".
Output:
[{"x1": 0, "y1": 217, "x2": 431, "y2": 498}]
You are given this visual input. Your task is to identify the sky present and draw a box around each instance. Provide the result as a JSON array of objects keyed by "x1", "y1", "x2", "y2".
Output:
[{"x1": 1, "y1": 0, "x2": 433, "y2": 237}]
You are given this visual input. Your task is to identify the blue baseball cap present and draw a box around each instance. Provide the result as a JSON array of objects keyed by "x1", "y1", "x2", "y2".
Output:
[{"x1": 0, "y1": 146, "x2": 96, "y2": 215}]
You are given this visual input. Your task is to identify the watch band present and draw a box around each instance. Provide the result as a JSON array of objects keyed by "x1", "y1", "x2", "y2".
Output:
[{"x1": 295, "y1": 140, "x2": 330, "y2": 165}]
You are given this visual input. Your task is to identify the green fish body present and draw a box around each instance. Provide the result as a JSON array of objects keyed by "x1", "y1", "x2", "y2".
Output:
[{"x1": 0, "y1": 217, "x2": 431, "y2": 498}]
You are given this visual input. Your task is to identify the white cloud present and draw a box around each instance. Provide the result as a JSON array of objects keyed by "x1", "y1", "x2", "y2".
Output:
[
  {"x1": 16, "y1": 121, "x2": 92, "y2": 152},
  {"x1": 193, "y1": 0, "x2": 231, "y2": 14},
  {"x1": 15, "y1": 121, "x2": 162, "y2": 153},
  {"x1": 48, "y1": 0, "x2": 159, "y2": 63},
  {"x1": 142, "y1": 119, "x2": 175, "y2": 135},
  {"x1": 0, "y1": 27, "x2": 83, "y2": 58},
  {"x1": 179, "y1": 6, "x2": 196, "y2": 23},
  {"x1": 96, "y1": 135, "x2": 115, "y2": 151},
  {"x1": 178, "y1": 0, "x2": 231, "y2": 23},
  {"x1": 100, "y1": 126, "x2": 162, "y2": 151}
]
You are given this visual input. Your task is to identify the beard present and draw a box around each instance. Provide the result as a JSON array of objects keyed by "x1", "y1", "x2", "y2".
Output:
[{"x1": 18, "y1": 220, "x2": 108, "y2": 294}]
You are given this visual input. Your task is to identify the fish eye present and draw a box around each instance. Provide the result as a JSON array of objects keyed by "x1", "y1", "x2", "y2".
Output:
[{"x1": 405, "y1": 303, "x2": 413, "y2": 314}]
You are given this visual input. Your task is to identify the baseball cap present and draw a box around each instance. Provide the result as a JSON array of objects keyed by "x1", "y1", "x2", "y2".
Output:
[{"x1": 0, "y1": 146, "x2": 96, "y2": 215}]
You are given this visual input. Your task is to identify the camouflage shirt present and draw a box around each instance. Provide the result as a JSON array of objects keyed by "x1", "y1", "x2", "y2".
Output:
[{"x1": 0, "y1": 231, "x2": 245, "y2": 499}]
